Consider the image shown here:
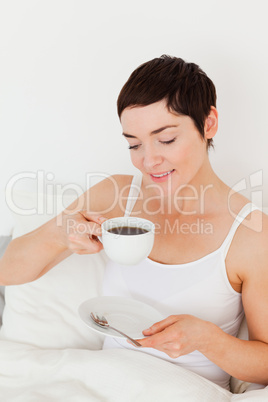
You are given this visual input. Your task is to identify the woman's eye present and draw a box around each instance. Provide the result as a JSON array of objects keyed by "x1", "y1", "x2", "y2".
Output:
[
  {"x1": 160, "y1": 138, "x2": 176, "y2": 145},
  {"x1": 128, "y1": 144, "x2": 140, "y2": 150},
  {"x1": 128, "y1": 138, "x2": 176, "y2": 150}
]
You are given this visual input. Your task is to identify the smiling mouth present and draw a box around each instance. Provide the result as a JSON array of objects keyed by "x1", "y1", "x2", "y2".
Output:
[{"x1": 150, "y1": 169, "x2": 175, "y2": 178}]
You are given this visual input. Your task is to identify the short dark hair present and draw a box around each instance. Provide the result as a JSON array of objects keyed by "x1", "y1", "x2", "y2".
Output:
[{"x1": 117, "y1": 55, "x2": 217, "y2": 149}]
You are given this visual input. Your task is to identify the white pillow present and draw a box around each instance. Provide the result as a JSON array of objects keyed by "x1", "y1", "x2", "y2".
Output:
[
  {"x1": 0, "y1": 189, "x2": 108, "y2": 350},
  {"x1": 0, "y1": 188, "x2": 15, "y2": 236},
  {"x1": 0, "y1": 236, "x2": 12, "y2": 326}
]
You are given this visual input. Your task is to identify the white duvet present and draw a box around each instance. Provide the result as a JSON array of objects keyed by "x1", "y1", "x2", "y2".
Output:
[
  {"x1": 0, "y1": 339, "x2": 231, "y2": 402},
  {"x1": 0, "y1": 339, "x2": 268, "y2": 402}
]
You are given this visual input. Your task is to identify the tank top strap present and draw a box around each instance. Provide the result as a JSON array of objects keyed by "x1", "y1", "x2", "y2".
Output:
[
  {"x1": 124, "y1": 174, "x2": 143, "y2": 217},
  {"x1": 221, "y1": 202, "x2": 259, "y2": 259}
]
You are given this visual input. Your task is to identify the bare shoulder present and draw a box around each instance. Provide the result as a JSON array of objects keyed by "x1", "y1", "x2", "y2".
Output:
[
  {"x1": 247, "y1": 209, "x2": 268, "y2": 264},
  {"x1": 236, "y1": 210, "x2": 268, "y2": 342},
  {"x1": 224, "y1": 187, "x2": 267, "y2": 255},
  {"x1": 65, "y1": 174, "x2": 134, "y2": 219},
  {"x1": 239, "y1": 208, "x2": 267, "y2": 251},
  {"x1": 229, "y1": 208, "x2": 268, "y2": 278}
]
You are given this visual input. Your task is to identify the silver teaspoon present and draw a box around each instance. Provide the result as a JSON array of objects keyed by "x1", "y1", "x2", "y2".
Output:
[{"x1": 90, "y1": 312, "x2": 142, "y2": 347}]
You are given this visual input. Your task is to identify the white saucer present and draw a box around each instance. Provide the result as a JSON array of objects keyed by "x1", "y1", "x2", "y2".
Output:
[{"x1": 78, "y1": 296, "x2": 163, "y2": 339}]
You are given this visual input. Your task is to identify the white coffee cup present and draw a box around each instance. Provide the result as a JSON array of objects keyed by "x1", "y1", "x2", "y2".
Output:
[{"x1": 101, "y1": 217, "x2": 155, "y2": 265}]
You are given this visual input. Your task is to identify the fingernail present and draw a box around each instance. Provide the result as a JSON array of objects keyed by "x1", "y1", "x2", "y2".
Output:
[{"x1": 127, "y1": 340, "x2": 138, "y2": 347}]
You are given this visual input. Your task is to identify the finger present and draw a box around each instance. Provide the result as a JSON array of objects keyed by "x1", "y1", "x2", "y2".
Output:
[
  {"x1": 69, "y1": 233, "x2": 103, "y2": 253},
  {"x1": 78, "y1": 210, "x2": 107, "y2": 225},
  {"x1": 129, "y1": 334, "x2": 178, "y2": 355},
  {"x1": 68, "y1": 219, "x2": 103, "y2": 237},
  {"x1": 71, "y1": 242, "x2": 103, "y2": 254},
  {"x1": 135, "y1": 331, "x2": 169, "y2": 348},
  {"x1": 75, "y1": 245, "x2": 103, "y2": 255},
  {"x1": 142, "y1": 315, "x2": 179, "y2": 335},
  {"x1": 73, "y1": 247, "x2": 101, "y2": 255}
]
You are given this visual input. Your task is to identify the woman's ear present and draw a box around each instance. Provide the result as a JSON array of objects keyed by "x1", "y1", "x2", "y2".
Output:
[{"x1": 204, "y1": 106, "x2": 218, "y2": 140}]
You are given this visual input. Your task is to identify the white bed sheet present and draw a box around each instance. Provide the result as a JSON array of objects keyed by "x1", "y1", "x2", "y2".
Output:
[
  {"x1": 0, "y1": 338, "x2": 267, "y2": 402},
  {"x1": 0, "y1": 339, "x2": 232, "y2": 402}
]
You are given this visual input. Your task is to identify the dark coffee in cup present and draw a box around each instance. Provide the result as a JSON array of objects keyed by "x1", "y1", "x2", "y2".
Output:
[
  {"x1": 107, "y1": 226, "x2": 149, "y2": 235},
  {"x1": 101, "y1": 217, "x2": 155, "y2": 265}
]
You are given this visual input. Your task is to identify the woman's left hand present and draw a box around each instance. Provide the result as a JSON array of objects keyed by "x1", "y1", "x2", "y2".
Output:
[{"x1": 134, "y1": 315, "x2": 212, "y2": 358}]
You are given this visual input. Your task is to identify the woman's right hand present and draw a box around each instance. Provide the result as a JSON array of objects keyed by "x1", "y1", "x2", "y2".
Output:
[{"x1": 59, "y1": 209, "x2": 107, "y2": 255}]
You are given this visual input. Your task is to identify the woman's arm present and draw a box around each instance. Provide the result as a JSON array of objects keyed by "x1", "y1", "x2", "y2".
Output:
[
  {"x1": 0, "y1": 175, "x2": 129, "y2": 286},
  {"x1": 0, "y1": 210, "x2": 106, "y2": 285},
  {"x1": 202, "y1": 212, "x2": 268, "y2": 384},
  {"x1": 0, "y1": 217, "x2": 70, "y2": 286},
  {"x1": 138, "y1": 314, "x2": 268, "y2": 385},
  {"x1": 201, "y1": 323, "x2": 268, "y2": 385},
  {"x1": 138, "y1": 212, "x2": 268, "y2": 385}
]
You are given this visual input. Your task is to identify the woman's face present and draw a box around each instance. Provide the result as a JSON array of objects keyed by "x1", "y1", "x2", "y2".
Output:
[{"x1": 121, "y1": 100, "x2": 211, "y2": 196}]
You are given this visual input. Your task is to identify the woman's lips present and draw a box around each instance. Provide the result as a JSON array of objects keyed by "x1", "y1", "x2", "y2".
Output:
[{"x1": 149, "y1": 169, "x2": 175, "y2": 182}]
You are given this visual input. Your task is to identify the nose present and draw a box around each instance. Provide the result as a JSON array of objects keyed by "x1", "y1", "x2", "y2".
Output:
[{"x1": 143, "y1": 146, "x2": 163, "y2": 171}]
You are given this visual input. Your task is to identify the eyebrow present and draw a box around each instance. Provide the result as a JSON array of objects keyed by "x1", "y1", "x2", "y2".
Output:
[{"x1": 122, "y1": 125, "x2": 178, "y2": 138}]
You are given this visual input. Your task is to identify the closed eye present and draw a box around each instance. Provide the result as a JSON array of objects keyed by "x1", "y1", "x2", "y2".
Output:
[
  {"x1": 128, "y1": 137, "x2": 176, "y2": 150},
  {"x1": 128, "y1": 144, "x2": 140, "y2": 150},
  {"x1": 160, "y1": 138, "x2": 176, "y2": 145}
]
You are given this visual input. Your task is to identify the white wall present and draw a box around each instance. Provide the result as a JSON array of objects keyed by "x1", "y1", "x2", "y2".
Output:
[{"x1": 0, "y1": 0, "x2": 267, "y2": 223}]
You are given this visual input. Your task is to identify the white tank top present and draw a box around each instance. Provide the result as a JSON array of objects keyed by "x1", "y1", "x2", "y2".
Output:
[{"x1": 102, "y1": 174, "x2": 259, "y2": 390}]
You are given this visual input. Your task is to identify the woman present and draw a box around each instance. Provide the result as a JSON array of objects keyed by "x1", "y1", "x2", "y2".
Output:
[{"x1": 0, "y1": 55, "x2": 267, "y2": 390}]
